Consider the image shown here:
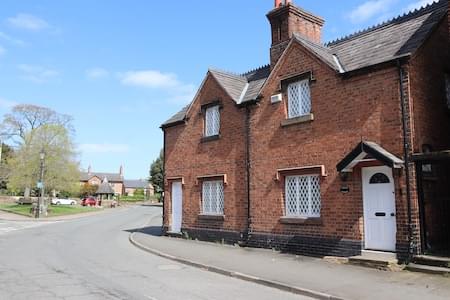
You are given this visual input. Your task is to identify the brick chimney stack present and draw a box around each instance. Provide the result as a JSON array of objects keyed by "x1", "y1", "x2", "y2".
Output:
[{"x1": 267, "y1": 1, "x2": 324, "y2": 67}]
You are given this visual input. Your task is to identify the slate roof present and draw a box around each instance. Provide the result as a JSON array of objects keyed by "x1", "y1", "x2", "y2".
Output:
[
  {"x1": 80, "y1": 172, "x2": 123, "y2": 182},
  {"x1": 124, "y1": 179, "x2": 152, "y2": 189},
  {"x1": 327, "y1": 0, "x2": 448, "y2": 72},
  {"x1": 161, "y1": 0, "x2": 448, "y2": 128},
  {"x1": 161, "y1": 65, "x2": 271, "y2": 128},
  {"x1": 96, "y1": 180, "x2": 115, "y2": 195}
]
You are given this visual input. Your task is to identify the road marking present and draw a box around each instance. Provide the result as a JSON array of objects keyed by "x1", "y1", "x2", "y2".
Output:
[{"x1": 0, "y1": 221, "x2": 57, "y2": 235}]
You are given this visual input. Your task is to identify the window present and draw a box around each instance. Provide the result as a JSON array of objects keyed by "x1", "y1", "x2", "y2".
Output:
[
  {"x1": 204, "y1": 105, "x2": 220, "y2": 137},
  {"x1": 285, "y1": 175, "x2": 321, "y2": 218},
  {"x1": 202, "y1": 180, "x2": 224, "y2": 215},
  {"x1": 369, "y1": 173, "x2": 390, "y2": 184},
  {"x1": 445, "y1": 74, "x2": 450, "y2": 109},
  {"x1": 287, "y1": 79, "x2": 311, "y2": 118}
]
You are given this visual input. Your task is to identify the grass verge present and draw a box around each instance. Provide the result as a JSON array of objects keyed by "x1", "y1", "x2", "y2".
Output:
[{"x1": 0, "y1": 204, "x2": 98, "y2": 218}]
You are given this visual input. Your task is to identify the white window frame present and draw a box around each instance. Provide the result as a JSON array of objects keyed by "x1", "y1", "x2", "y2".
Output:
[
  {"x1": 287, "y1": 79, "x2": 311, "y2": 119},
  {"x1": 202, "y1": 180, "x2": 224, "y2": 215},
  {"x1": 285, "y1": 175, "x2": 321, "y2": 218},
  {"x1": 204, "y1": 105, "x2": 220, "y2": 137}
]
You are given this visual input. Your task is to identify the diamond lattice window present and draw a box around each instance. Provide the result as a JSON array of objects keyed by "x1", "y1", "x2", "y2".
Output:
[
  {"x1": 287, "y1": 79, "x2": 311, "y2": 118},
  {"x1": 202, "y1": 180, "x2": 224, "y2": 215},
  {"x1": 205, "y1": 106, "x2": 220, "y2": 137},
  {"x1": 285, "y1": 175, "x2": 321, "y2": 217}
]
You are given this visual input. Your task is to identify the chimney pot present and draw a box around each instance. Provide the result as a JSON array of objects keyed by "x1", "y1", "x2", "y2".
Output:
[{"x1": 275, "y1": 0, "x2": 292, "y2": 8}]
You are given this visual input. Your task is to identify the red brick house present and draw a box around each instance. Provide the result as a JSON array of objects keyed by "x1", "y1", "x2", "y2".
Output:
[{"x1": 161, "y1": 0, "x2": 450, "y2": 262}]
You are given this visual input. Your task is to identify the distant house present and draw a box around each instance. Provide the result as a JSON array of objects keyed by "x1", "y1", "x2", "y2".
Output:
[
  {"x1": 80, "y1": 166, "x2": 124, "y2": 196},
  {"x1": 123, "y1": 179, "x2": 154, "y2": 197}
]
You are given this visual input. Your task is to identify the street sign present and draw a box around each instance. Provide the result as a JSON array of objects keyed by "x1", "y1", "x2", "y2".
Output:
[{"x1": 37, "y1": 182, "x2": 43, "y2": 189}]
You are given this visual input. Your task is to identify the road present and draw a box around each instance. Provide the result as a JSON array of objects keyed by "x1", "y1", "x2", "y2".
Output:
[{"x1": 0, "y1": 206, "x2": 310, "y2": 300}]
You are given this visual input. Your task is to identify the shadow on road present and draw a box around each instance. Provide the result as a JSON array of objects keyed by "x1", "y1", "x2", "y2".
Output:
[{"x1": 124, "y1": 226, "x2": 162, "y2": 236}]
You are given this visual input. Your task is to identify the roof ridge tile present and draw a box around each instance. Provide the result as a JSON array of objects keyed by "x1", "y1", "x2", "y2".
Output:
[
  {"x1": 326, "y1": 0, "x2": 445, "y2": 46},
  {"x1": 209, "y1": 67, "x2": 246, "y2": 79}
]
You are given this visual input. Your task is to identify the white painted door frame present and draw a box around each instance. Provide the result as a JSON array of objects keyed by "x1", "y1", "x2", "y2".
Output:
[
  {"x1": 362, "y1": 166, "x2": 397, "y2": 252},
  {"x1": 171, "y1": 181, "x2": 183, "y2": 233}
]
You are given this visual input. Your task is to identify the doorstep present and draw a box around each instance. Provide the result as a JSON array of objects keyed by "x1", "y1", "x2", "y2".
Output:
[
  {"x1": 406, "y1": 255, "x2": 450, "y2": 276},
  {"x1": 348, "y1": 250, "x2": 402, "y2": 271},
  {"x1": 165, "y1": 231, "x2": 183, "y2": 237}
]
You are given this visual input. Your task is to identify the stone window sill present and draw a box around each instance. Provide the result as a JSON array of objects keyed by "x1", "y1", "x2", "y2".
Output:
[
  {"x1": 198, "y1": 214, "x2": 225, "y2": 221},
  {"x1": 281, "y1": 114, "x2": 314, "y2": 127},
  {"x1": 201, "y1": 135, "x2": 220, "y2": 143},
  {"x1": 280, "y1": 216, "x2": 322, "y2": 225}
]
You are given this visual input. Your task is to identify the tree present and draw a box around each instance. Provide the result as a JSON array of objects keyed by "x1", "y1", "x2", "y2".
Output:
[
  {"x1": 150, "y1": 150, "x2": 163, "y2": 193},
  {"x1": 80, "y1": 183, "x2": 98, "y2": 198},
  {"x1": 1, "y1": 104, "x2": 73, "y2": 145},
  {"x1": 1, "y1": 104, "x2": 78, "y2": 196},
  {"x1": 7, "y1": 124, "x2": 80, "y2": 195},
  {"x1": 134, "y1": 188, "x2": 145, "y2": 196},
  {"x1": 0, "y1": 144, "x2": 14, "y2": 191}
]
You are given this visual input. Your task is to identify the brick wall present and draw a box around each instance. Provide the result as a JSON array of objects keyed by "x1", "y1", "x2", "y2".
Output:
[
  {"x1": 251, "y1": 41, "x2": 409, "y2": 254},
  {"x1": 408, "y1": 18, "x2": 450, "y2": 255},
  {"x1": 162, "y1": 12, "x2": 450, "y2": 259},
  {"x1": 164, "y1": 74, "x2": 248, "y2": 235},
  {"x1": 409, "y1": 19, "x2": 450, "y2": 152}
]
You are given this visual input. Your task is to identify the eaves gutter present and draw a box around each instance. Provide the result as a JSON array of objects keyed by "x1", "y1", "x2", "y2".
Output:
[{"x1": 160, "y1": 120, "x2": 187, "y2": 130}]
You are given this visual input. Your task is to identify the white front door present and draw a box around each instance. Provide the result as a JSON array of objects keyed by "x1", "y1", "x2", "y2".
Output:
[
  {"x1": 362, "y1": 166, "x2": 397, "y2": 252},
  {"x1": 171, "y1": 182, "x2": 182, "y2": 233}
]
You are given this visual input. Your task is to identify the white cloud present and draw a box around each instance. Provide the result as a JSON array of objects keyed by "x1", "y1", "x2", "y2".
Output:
[
  {"x1": 0, "y1": 45, "x2": 5, "y2": 56},
  {"x1": 79, "y1": 143, "x2": 130, "y2": 154},
  {"x1": 0, "y1": 97, "x2": 18, "y2": 109},
  {"x1": 348, "y1": 0, "x2": 396, "y2": 23},
  {"x1": 7, "y1": 13, "x2": 49, "y2": 31},
  {"x1": 18, "y1": 64, "x2": 60, "y2": 83},
  {"x1": 86, "y1": 67, "x2": 109, "y2": 80},
  {"x1": 407, "y1": 0, "x2": 435, "y2": 11},
  {"x1": 119, "y1": 69, "x2": 196, "y2": 104},
  {"x1": 120, "y1": 70, "x2": 181, "y2": 88},
  {"x1": 0, "y1": 31, "x2": 25, "y2": 46}
]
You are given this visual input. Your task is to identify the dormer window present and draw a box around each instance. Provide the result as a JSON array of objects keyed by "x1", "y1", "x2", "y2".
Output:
[
  {"x1": 288, "y1": 79, "x2": 311, "y2": 119},
  {"x1": 204, "y1": 105, "x2": 220, "y2": 137}
]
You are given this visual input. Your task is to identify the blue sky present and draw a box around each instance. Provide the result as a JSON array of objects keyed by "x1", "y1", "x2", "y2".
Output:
[{"x1": 0, "y1": 0, "x2": 436, "y2": 179}]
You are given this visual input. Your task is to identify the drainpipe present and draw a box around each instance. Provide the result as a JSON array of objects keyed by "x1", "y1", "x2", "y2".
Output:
[
  {"x1": 397, "y1": 59, "x2": 414, "y2": 262},
  {"x1": 244, "y1": 105, "x2": 252, "y2": 244},
  {"x1": 162, "y1": 129, "x2": 166, "y2": 232}
]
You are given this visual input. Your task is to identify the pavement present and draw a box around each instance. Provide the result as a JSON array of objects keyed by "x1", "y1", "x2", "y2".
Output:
[
  {"x1": 130, "y1": 212, "x2": 450, "y2": 300},
  {"x1": 0, "y1": 205, "x2": 310, "y2": 300}
]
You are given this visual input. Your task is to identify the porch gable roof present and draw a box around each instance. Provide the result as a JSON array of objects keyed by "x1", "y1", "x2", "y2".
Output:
[{"x1": 337, "y1": 141, "x2": 404, "y2": 172}]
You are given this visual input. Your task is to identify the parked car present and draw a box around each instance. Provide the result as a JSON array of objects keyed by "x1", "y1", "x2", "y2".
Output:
[
  {"x1": 81, "y1": 197, "x2": 96, "y2": 207},
  {"x1": 51, "y1": 198, "x2": 77, "y2": 205},
  {"x1": 15, "y1": 197, "x2": 35, "y2": 205}
]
